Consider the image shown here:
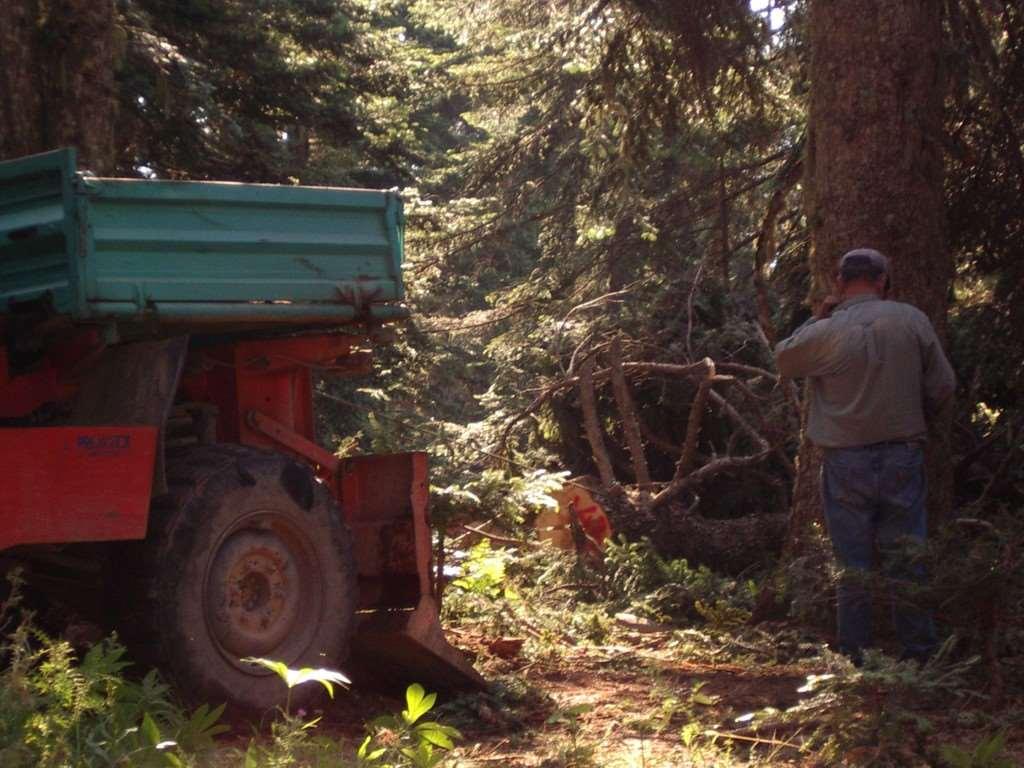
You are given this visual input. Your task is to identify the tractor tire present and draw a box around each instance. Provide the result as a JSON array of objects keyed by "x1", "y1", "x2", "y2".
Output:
[{"x1": 142, "y1": 444, "x2": 357, "y2": 714}]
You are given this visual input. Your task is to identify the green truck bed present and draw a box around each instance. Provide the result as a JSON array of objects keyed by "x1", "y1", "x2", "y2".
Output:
[{"x1": 0, "y1": 149, "x2": 406, "y2": 328}]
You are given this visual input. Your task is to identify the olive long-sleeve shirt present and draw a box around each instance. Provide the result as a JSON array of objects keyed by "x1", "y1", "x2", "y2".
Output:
[{"x1": 774, "y1": 294, "x2": 956, "y2": 448}]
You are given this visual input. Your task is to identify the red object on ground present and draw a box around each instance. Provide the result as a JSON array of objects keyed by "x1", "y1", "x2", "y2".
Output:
[
  {"x1": 0, "y1": 426, "x2": 158, "y2": 550},
  {"x1": 540, "y1": 483, "x2": 614, "y2": 554}
]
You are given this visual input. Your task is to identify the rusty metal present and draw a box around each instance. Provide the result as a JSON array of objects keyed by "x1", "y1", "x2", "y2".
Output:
[
  {"x1": 352, "y1": 594, "x2": 485, "y2": 692},
  {"x1": 247, "y1": 409, "x2": 340, "y2": 475},
  {"x1": 342, "y1": 452, "x2": 486, "y2": 690},
  {"x1": 204, "y1": 512, "x2": 324, "y2": 673}
]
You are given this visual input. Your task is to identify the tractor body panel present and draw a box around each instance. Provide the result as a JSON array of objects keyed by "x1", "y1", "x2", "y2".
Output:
[{"x1": 0, "y1": 426, "x2": 157, "y2": 549}]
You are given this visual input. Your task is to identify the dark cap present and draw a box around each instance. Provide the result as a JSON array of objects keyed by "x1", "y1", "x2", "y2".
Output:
[{"x1": 839, "y1": 248, "x2": 888, "y2": 274}]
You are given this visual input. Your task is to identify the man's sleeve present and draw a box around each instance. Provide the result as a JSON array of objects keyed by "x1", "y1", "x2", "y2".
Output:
[
  {"x1": 774, "y1": 317, "x2": 838, "y2": 378},
  {"x1": 919, "y1": 317, "x2": 956, "y2": 415}
]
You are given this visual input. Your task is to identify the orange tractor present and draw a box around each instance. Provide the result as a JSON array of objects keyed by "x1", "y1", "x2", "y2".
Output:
[{"x1": 0, "y1": 148, "x2": 482, "y2": 711}]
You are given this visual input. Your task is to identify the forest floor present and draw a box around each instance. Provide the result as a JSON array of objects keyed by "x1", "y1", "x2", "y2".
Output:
[
  {"x1": 440, "y1": 625, "x2": 813, "y2": 767},
  {"x1": 202, "y1": 538, "x2": 1024, "y2": 767},
  {"x1": 317, "y1": 616, "x2": 1024, "y2": 768}
]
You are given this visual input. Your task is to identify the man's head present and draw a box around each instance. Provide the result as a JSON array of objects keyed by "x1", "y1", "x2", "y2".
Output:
[{"x1": 837, "y1": 248, "x2": 888, "y2": 297}]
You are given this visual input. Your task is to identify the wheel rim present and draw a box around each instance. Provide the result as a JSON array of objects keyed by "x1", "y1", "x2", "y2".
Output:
[{"x1": 204, "y1": 511, "x2": 323, "y2": 672}]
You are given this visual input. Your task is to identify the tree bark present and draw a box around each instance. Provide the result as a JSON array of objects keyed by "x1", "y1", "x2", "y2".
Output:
[
  {"x1": 579, "y1": 355, "x2": 619, "y2": 492},
  {"x1": 0, "y1": 0, "x2": 117, "y2": 173},
  {"x1": 608, "y1": 337, "x2": 651, "y2": 487},
  {"x1": 791, "y1": 0, "x2": 952, "y2": 547},
  {"x1": 754, "y1": 150, "x2": 802, "y2": 348}
]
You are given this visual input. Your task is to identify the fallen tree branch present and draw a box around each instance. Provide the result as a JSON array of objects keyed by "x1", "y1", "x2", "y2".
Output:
[
  {"x1": 723, "y1": 378, "x2": 795, "y2": 477},
  {"x1": 609, "y1": 337, "x2": 651, "y2": 486},
  {"x1": 708, "y1": 389, "x2": 770, "y2": 453},
  {"x1": 459, "y1": 524, "x2": 529, "y2": 547},
  {"x1": 648, "y1": 448, "x2": 772, "y2": 512},
  {"x1": 647, "y1": 358, "x2": 770, "y2": 514},
  {"x1": 501, "y1": 356, "x2": 787, "y2": 466},
  {"x1": 715, "y1": 361, "x2": 779, "y2": 381},
  {"x1": 674, "y1": 358, "x2": 716, "y2": 481},
  {"x1": 646, "y1": 374, "x2": 773, "y2": 512},
  {"x1": 501, "y1": 359, "x2": 717, "y2": 446},
  {"x1": 579, "y1": 354, "x2": 619, "y2": 492}
]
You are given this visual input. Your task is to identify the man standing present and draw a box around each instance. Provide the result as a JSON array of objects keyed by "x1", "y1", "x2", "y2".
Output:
[{"x1": 775, "y1": 248, "x2": 956, "y2": 664}]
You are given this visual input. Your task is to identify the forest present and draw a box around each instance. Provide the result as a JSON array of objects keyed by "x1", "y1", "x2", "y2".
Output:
[{"x1": 0, "y1": 0, "x2": 1022, "y2": 765}]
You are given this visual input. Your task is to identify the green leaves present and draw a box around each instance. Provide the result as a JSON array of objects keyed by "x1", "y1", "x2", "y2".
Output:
[
  {"x1": 177, "y1": 702, "x2": 230, "y2": 751},
  {"x1": 242, "y1": 657, "x2": 351, "y2": 699},
  {"x1": 140, "y1": 712, "x2": 162, "y2": 747},
  {"x1": 0, "y1": 617, "x2": 228, "y2": 768},
  {"x1": 450, "y1": 540, "x2": 513, "y2": 599},
  {"x1": 357, "y1": 734, "x2": 387, "y2": 762},
  {"x1": 415, "y1": 721, "x2": 459, "y2": 750},
  {"x1": 119, "y1": 0, "x2": 468, "y2": 187},
  {"x1": 403, "y1": 683, "x2": 436, "y2": 725},
  {"x1": 940, "y1": 731, "x2": 1014, "y2": 768},
  {"x1": 359, "y1": 683, "x2": 461, "y2": 767}
]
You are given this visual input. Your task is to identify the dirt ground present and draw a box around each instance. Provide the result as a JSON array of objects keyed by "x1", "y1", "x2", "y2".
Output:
[
  {"x1": 443, "y1": 631, "x2": 813, "y2": 767},
  {"x1": 312, "y1": 626, "x2": 818, "y2": 767},
  {"x1": 308, "y1": 622, "x2": 1024, "y2": 768}
]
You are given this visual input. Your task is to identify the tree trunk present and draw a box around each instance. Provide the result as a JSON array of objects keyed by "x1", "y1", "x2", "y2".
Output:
[
  {"x1": 0, "y1": 0, "x2": 117, "y2": 173},
  {"x1": 791, "y1": 0, "x2": 952, "y2": 547}
]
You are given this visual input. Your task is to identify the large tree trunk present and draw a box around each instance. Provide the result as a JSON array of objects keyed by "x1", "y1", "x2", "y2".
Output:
[
  {"x1": 0, "y1": 0, "x2": 117, "y2": 173},
  {"x1": 790, "y1": 0, "x2": 952, "y2": 549}
]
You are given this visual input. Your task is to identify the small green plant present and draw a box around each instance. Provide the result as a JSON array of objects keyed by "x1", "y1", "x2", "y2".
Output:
[
  {"x1": 242, "y1": 656, "x2": 350, "y2": 714},
  {"x1": 693, "y1": 598, "x2": 751, "y2": 630},
  {"x1": 545, "y1": 703, "x2": 596, "y2": 768},
  {"x1": 940, "y1": 731, "x2": 1014, "y2": 768},
  {"x1": 450, "y1": 539, "x2": 515, "y2": 599},
  {"x1": 239, "y1": 657, "x2": 352, "y2": 767},
  {"x1": 358, "y1": 683, "x2": 461, "y2": 768}
]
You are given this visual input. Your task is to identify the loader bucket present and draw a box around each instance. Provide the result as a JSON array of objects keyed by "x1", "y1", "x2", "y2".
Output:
[
  {"x1": 352, "y1": 596, "x2": 485, "y2": 691},
  {"x1": 339, "y1": 452, "x2": 486, "y2": 692}
]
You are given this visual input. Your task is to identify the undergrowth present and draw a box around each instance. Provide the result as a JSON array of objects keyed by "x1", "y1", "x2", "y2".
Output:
[
  {"x1": 0, "y1": 571, "x2": 460, "y2": 768},
  {"x1": 441, "y1": 535, "x2": 763, "y2": 653},
  {"x1": 438, "y1": 518, "x2": 1023, "y2": 766},
  {"x1": 0, "y1": 581, "x2": 225, "y2": 766}
]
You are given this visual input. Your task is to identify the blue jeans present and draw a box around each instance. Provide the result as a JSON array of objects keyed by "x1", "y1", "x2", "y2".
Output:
[{"x1": 821, "y1": 442, "x2": 937, "y2": 662}]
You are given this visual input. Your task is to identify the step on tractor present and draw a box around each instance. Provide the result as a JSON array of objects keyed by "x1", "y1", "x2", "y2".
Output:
[{"x1": 0, "y1": 148, "x2": 484, "y2": 712}]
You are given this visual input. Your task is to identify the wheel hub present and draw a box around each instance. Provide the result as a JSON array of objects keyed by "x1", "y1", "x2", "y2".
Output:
[{"x1": 206, "y1": 526, "x2": 309, "y2": 661}]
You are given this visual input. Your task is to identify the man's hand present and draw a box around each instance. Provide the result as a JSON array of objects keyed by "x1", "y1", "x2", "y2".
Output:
[{"x1": 814, "y1": 294, "x2": 843, "y2": 319}]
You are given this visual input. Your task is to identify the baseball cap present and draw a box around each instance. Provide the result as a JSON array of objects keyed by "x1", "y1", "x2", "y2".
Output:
[{"x1": 839, "y1": 248, "x2": 888, "y2": 273}]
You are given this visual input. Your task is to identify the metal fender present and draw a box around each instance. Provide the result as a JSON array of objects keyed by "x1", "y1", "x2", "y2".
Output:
[
  {"x1": 0, "y1": 426, "x2": 158, "y2": 550},
  {"x1": 71, "y1": 336, "x2": 188, "y2": 494}
]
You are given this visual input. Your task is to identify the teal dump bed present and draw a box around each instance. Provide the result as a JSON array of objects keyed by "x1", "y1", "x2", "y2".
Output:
[{"x1": 0, "y1": 149, "x2": 405, "y2": 327}]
